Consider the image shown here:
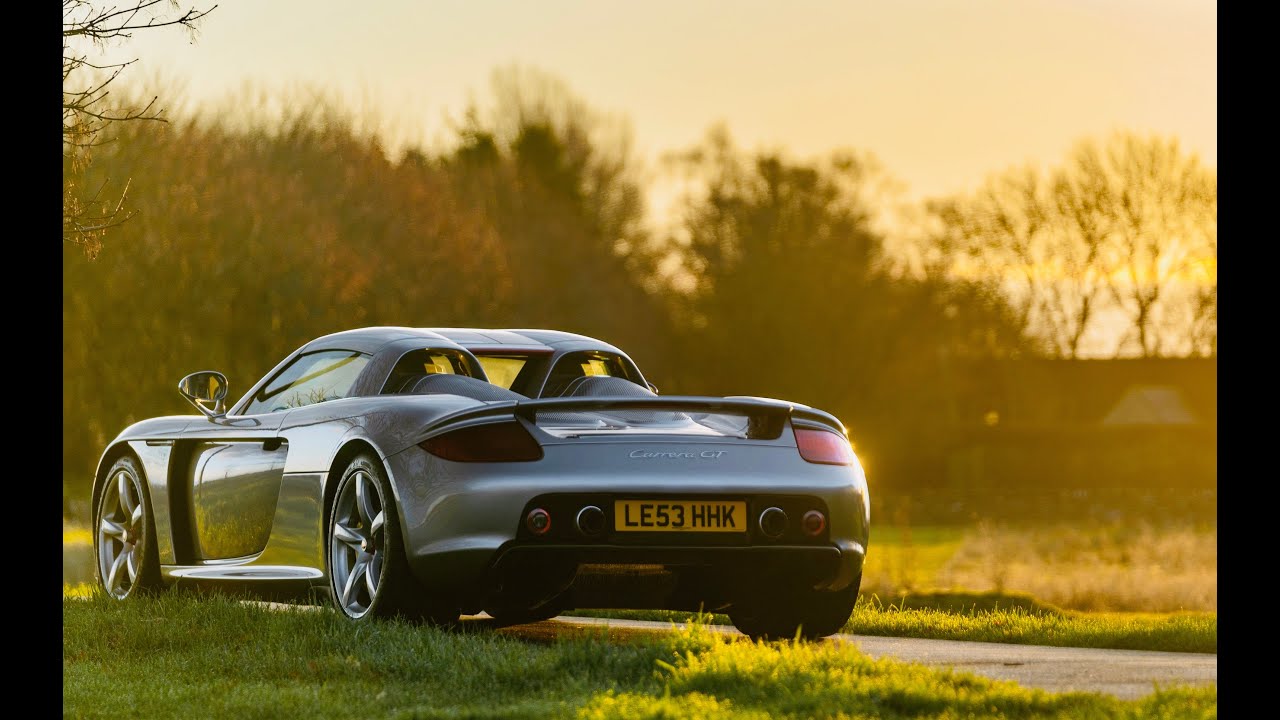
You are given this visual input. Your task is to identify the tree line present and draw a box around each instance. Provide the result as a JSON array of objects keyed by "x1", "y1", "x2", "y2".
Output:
[{"x1": 62, "y1": 67, "x2": 1217, "y2": 517}]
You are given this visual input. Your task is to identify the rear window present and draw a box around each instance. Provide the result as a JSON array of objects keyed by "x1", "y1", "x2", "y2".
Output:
[
  {"x1": 382, "y1": 349, "x2": 479, "y2": 394},
  {"x1": 543, "y1": 351, "x2": 637, "y2": 397}
]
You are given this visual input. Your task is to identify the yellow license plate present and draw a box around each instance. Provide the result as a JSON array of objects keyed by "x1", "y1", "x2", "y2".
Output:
[{"x1": 614, "y1": 500, "x2": 747, "y2": 532}]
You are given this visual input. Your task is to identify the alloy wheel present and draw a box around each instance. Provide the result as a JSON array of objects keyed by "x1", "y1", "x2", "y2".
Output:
[
  {"x1": 330, "y1": 469, "x2": 387, "y2": 618},
  {"x1": 97, "y1": 468, "x2": 146, "y2": 599}
]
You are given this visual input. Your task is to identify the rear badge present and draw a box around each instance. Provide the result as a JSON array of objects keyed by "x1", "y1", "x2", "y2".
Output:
[{"x1": 629, "y1": 450, "x2": 726, "y2": 459}]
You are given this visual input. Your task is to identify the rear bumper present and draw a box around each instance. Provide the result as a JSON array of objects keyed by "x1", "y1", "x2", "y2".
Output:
[{"x1": 413, "y1": 539, "x2": 866, "y2": 612}]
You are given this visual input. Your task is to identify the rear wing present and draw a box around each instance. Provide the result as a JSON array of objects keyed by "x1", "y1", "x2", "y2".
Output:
[{"x1": 416, "y1": 395, "x2": 846, "y2": 441}]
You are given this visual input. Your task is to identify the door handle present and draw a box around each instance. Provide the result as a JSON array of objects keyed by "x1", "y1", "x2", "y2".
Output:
[{"x1": 262, "y1": 438, "x2": 283, "y2": 452}]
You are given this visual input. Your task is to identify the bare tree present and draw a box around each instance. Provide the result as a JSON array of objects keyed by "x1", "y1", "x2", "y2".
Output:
[
  {"x1": 928, "y1": 132, "x2": 1216, "y2": 358},
  {"x1": 929, "y1": 166, "x2": 1106, "y2": 358},
  {"x1": 1082, "y1": 134, "x2": 1217, "y2": 357},
  {"x1": 63, "y1": 0, "x2": 215, "y2": 256}
]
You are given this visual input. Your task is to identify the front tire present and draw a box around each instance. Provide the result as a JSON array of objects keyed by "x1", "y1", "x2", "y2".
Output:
[
  {"x1": 94, "y1": 455, "x2": 162, "y2": 599},
  {"x1": 327, "y1": 454, "x2": 455, "y2": 624},
  {"x1": 730, "y1": 574, "x2": 861, "y2": 641}
]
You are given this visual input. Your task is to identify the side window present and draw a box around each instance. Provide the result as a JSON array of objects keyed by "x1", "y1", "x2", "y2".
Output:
[{"x1": 244, "y1": 350, "x2": 370, "y2": 414}]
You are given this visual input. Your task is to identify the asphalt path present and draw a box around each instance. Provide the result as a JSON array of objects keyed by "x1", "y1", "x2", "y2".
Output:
[{"x1": 521, "y1": 615, "x2": 1217, "y2": 700}]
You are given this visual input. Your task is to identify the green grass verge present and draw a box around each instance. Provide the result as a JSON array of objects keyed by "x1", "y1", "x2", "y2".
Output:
[
  {"x1": 564, "y1": 592, "x2": 1217, "y2": 654},
  {"x1": 863, "y1": 525, "x2": 967, "y2": 590},
  {"x1": 65, "y1": 592, "x2": 1214, "y2": 719}
]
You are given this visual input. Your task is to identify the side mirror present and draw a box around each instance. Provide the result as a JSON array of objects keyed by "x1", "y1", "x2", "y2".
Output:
[
  {"x1": 646, "y1": 381, "x2": 659, "y2": 394},
  {"x1": 179, "y1": 371, "x2": 230, "y2": 418}
]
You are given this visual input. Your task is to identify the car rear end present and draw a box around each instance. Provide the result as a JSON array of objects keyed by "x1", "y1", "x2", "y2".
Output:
[{"x1": 383, "y1": 397, "x2": 869, "y2": 620}]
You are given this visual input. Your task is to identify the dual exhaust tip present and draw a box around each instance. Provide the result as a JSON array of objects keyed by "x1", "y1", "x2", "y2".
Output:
[
  {"x1": 527, "y1": 504, "x2": 827, "y2": 539},
  {"x1": 758, "y1": 507, "x2": 827, "y2": 538}
]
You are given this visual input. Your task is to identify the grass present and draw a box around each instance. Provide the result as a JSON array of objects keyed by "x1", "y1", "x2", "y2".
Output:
[
  {"x1": 847, "y1": 604, "x2": 1215, "y2": 654},
  {"x1": 934, "y1": 521, "x2": 1217, "y2": 612},
  {"x1": 64, "y1": 592, "x2": 1215, "y2": 719},
  {"x1": 862, "y1": 525, "x2": 967, "y2": 595},
  {"x1": 64, "y1": 525, "x2": 92, "y2": 547},
  {"x1": 564, "y1": 592, "x2": 1216, "y2": 654},
  {"x1": 860, "y1": 520, "x2": 1216, "y2": 612},
  {"x1": 65, "y1": 523, "x2": 96, "y2": 588}
]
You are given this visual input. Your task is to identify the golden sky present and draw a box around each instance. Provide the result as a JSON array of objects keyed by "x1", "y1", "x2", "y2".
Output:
[{"x1": 100, "y1": 0, "x2": 1215, "y2": 201}]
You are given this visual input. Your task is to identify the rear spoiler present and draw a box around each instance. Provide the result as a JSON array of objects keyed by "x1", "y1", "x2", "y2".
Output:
[{"x1": 417, "y1": 395, "x2": 847, "y2": 441}]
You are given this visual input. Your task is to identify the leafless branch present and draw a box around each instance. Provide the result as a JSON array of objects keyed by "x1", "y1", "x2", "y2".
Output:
[{"x1": 63, "y1": 1, "x2": 215, "y2": 253}]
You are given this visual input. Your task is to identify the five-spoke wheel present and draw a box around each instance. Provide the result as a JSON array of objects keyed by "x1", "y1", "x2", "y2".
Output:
[
  {"x1": 327, "y1": 454, "x2": 456, "y2": 624},
  {"x1": 95, "y1": 456, "x2": 159, "y2": 599},
  {"x1": 329, "y1": 466, "x2": 387, "y2": 618}
]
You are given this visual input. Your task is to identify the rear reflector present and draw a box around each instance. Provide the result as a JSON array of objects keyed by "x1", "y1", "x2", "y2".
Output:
[
  {"x1": 802, "y1": 510, "x2": 827, "y2": 536},
  {"x1": 419, "y1": 422, "x2": 544, "y2": 462},
  {"x1": 794, "y1": 427, "x2": 855, "y2": 465},
  {"x1": 527, "y1": 508, "x2": 551, "y2": 535}
]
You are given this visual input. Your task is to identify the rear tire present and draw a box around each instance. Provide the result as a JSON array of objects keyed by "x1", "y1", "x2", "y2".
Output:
[
  {"x1": 94, "y1": 455, "x2": 162, "y2": 599},
  {"x1": 327, "y1": 454, "x2": 456, "y2": 624},
  {"x1": 730, "y1": 574, "x2": 861, "y2": 641},
  {"x1": 484, "y1": 598, "x2": 566, "y2": 625}
]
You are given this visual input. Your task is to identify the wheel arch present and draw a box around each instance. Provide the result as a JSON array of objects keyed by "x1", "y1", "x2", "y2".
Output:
[{"x1": 322, "y1": 438, "x2": 386, "y2": 541}]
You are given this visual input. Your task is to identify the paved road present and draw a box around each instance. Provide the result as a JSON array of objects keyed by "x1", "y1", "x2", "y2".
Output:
[{"x1": 543, "y1": 616, "x2": 1217, "y2": 700}]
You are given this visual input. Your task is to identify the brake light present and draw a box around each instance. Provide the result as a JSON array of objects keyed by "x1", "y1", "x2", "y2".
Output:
[
  {"x1": 794, "y1": 427, "x2": 855, "y2": 465},
  {"x1": 419, "y1": 422, "x2": 544, "y2": 462}
]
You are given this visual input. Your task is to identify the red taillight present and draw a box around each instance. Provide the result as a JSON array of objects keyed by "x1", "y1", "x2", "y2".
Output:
[
  {"x1": 526, "y1": 508, "x2": 551, "y2": 535},
  {"x1": 802, "y1": 510, "x2": 827, "y2": 536},
  {"x1": 794, "y1": 427, "x2": 855, "y2": 465},
  {"x1": 419, "y1": 422, "x2": 543, "y2": 462}
]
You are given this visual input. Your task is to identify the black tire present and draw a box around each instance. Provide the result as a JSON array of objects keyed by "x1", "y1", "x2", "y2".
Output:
[
  {"x1": 484, "y1": 598, "x2": 566, "y2": 625},
  {"x1": 326, "y1": 454, "x2": 456, "y2": 624},
  {"x1": 94, "y1": 455, "x2": 162, "y2": 599},
  {"x1": 730, "y1": 574, "x2": 861, "y2": 641}
]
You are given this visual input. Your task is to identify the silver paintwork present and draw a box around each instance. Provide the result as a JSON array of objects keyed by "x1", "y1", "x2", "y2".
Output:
[{"x1": 91, "y1": 327, "x2": 870, "y2": 608}]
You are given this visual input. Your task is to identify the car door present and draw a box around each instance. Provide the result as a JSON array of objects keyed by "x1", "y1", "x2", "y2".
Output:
[
  {"x1": 181, "y1": 411, "x2": 291, "y2": 561},
  {"x1": 182, "y1": 349, "x2": 370, "y2": 561}
]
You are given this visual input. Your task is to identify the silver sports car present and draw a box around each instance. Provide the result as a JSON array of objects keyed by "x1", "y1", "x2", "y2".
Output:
[{"x1": 92, "y1": 327, "x2": 870, "y2": 639}]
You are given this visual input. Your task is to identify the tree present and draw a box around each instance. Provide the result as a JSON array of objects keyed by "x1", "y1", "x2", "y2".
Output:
[
  {"x1": 440, "y1": 66, "x2": 673, "y2": 372},
  {"x1": 1077, "y1": 134, "x2": 1217, "y2": 357},
  {"x1": 927, "y1": 132, "x2": 1217, "y2": 358},
  {"x1": 63, "y1": 0, "x2": 214, "y2": 256},
  {"x1": 662, "y1": 128, "x2": 1027, "y2": 482},
  {"x1": 928, "y1": 166, "x2": 1107, "y2": 359}
]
